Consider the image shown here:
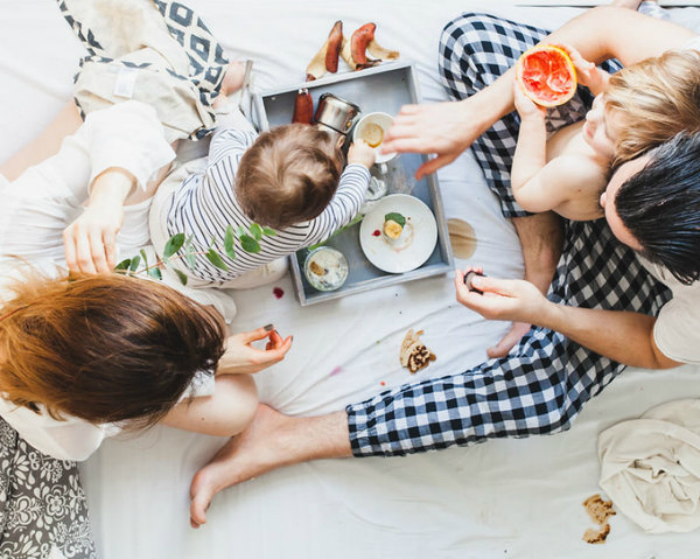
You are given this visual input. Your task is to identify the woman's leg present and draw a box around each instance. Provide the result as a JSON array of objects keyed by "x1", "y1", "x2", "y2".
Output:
[
  {"x1": 0, "y1": 102, "x2": 83, "y2": 182},
  {"x1": 0, "y1": 419, "x2": 97, "y2": 558}
]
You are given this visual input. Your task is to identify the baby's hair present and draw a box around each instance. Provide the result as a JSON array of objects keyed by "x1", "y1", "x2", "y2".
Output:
[
  {"x1": 605, "y1": 49, "x2": 700, "y2": 166},
  {"x1": 236, "y1": 124, "x2": 343, "y2": 230}
]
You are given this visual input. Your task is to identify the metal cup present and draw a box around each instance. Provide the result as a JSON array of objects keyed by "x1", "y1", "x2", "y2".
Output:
[{"x1": 314, "y1": 93, "x2": 361, "y2": 139}]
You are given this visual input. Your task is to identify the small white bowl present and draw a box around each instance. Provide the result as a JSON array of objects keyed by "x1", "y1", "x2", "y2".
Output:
[{"x1": 303, "y1": 247, "x2": 349, "y2": 292}]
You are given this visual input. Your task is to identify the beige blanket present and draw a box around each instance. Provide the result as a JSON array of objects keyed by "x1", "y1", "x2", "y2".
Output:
[{"x1": 599, "y1": 399, "x2": 700, "y2": 533}]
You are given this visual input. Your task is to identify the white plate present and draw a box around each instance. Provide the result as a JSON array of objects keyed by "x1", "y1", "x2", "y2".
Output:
[{"x1": 359, "y1": 194, "x2": 438, "y2": 274}]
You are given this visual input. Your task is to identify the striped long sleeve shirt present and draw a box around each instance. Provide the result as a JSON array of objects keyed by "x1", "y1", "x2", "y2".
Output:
[{"x1": 164, "y1": 117, "x2": 370, "y2": 285}]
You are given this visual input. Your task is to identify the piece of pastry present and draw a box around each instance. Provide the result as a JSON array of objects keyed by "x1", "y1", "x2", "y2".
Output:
[{"x1": 400, "y1": 329, "x2": 436, "y2": 374}]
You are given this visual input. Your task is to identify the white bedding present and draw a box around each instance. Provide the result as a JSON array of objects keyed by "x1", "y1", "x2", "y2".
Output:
[{"x1": 2, "y1": 1, "x2": 700, "y2": 557}]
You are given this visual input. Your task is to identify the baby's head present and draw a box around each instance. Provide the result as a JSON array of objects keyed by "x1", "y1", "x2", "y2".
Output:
[
  {"x1": 603, "y1": 49, "x2": 700, "y2": 167},
  {"x1": 236, "y1": 124, "x2": 344, "y2": 229}
]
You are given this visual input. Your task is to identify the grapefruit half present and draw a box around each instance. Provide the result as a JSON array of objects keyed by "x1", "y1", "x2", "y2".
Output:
[{"x1": 516, "y1": 45, "x2": 577, "y2": 108}]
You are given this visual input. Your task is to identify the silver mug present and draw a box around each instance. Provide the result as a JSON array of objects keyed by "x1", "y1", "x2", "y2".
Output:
[{"x1": 313, "y1": 93, "x2": 361, "y2": 140}]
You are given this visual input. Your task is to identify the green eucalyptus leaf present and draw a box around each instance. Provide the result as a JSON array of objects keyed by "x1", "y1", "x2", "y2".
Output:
[
  {"x1": 185, "y1": 246, "x2": 197, "y2": 269},
  {"x1": 224, "y1": 226, "x2": 236, "y2": 259},
  {"x1": 240, "y1": 235, "x2": 261, "y2": 253},
  {"x1": 236, "y1": 226, "x2": 246, "y2": 238},
  {"x1": 114, "y1": 258, "x2": 131, "y2": 271},
  {"x1": 174, "y1": 269, "x2": 188, "y2": 286},
  {"x1": 262, "y1": 227, "x2": 277, "y2": 237},
  {"x1": 205, "y1": 249, "x2": 229, "y2": 271},
  {"x1": 249, "y1": 223, "x2": 263, "y2": 241},
  {"x1": 163, "y1": 233, "x2": 185, "y2": 258},
  {"x1": 128, "y1": 255, "x2": 141, "y2": 272},
  {"x1": 384, "y1": 212, "x2": 406, "y2": 228},
  {"x1": 147, "y1": 267, "x2": 163, "y2": 280},
  {"x1": 139, "y1": 249, "x2": 149, "y2": 270}
]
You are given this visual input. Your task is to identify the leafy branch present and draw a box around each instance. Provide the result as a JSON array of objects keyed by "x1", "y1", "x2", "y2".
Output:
[{"x1": 114, "y1": 224, "x2": 277, "y2": 285}]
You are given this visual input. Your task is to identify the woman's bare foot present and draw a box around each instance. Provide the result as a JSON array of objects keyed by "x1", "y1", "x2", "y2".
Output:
[{"x1": 189, "y1": 404, "x2": 294, "y2": 529}]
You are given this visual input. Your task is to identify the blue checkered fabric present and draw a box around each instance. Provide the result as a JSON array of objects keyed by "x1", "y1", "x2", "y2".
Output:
[{"x1": 347, "y1": 13, "x2": 671, "y2": 457}]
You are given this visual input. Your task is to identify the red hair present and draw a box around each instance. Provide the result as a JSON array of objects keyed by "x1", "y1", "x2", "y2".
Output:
[{"x1": 0, "y1": 272, "x2": 225, "y2": 428}]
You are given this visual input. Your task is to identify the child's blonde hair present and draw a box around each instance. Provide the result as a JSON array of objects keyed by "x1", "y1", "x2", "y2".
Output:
[
  {"x1": 236, "y1": 124, "x2": 343, "y2": 230},
  {"x1": 605, "y1": 49, "x2": 700, "y2": 166}
]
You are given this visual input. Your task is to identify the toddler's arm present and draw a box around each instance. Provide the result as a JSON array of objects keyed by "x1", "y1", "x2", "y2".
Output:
[
  {"x1": 207, "y1": 108, "x2": 257, "y2": 167},
  {"x1": 303, "y1": 141, "x2": 374, "y2": 246},
  {"x1": 511, "y1": 82, "x2": 595, "y2": 214},
  {"x1": 511, "y1": 80, "x2": 558, "y2": 213}
]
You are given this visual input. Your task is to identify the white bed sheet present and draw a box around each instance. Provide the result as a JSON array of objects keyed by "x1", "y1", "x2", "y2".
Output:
[{"x1": 2, "y1": 1, "x2": 700, "y2": 557}]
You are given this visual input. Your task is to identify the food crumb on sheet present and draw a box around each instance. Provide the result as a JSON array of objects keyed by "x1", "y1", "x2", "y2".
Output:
[
  {"x1": 400, "y1": 329, "x2": 436, "y2": 374},
  {"x1": 582, "y1": 494, "x2": 616, "y2": 544},
  {"x1": 583, "y1": 523, "x2": 611, "y2": 545}
]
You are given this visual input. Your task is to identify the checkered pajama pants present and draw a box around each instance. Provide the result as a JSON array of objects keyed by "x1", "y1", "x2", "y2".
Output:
[{"x1": 346, "y1": 13, "x2": 671, "y2": 457}]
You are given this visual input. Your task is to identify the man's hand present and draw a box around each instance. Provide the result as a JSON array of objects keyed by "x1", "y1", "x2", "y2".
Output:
[
  {"x1": 216, "y1": 326, "x2": 293, "y2": 375},
  {"x1": 454, "y1": 268, "x2": 548, "y2": 326},
  {"x1": 382, "y1": 100, "x2": 489, "y2": 180}
]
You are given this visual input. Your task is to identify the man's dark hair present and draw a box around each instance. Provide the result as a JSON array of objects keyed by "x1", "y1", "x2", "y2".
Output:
[{"x1": 615, "y1": 132, "x2": 700, "y2": 285}]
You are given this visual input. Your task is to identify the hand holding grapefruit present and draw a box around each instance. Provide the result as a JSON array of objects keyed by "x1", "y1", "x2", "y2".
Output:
[{"x1": 516, "y1": 45, "x2": 577, "y2": 108}]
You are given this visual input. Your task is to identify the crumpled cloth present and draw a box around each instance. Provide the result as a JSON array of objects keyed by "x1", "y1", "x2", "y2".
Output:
[
  {"x1": 58, "y1": 0, "x2": 229, "y2": 141},
  {"x1": 598, "y1": 399, "x2": 700, "y2": 533}
]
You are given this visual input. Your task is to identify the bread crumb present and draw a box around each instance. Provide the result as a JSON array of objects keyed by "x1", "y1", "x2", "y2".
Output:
[
  {"x1": 582, "y1": 494, "x2": 615, "y2": 545},
  {"x1": 583, "y1": 494, "x2": 616, "y2": 525},
  {"x1": 583, "y1": 523, "x2": 610, "y2": 544},
  {"x1": 399, "y1": 329, "x2": 436, "y2": 374}
]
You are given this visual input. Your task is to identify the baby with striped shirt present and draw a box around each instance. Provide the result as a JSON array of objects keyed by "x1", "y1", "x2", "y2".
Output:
[{"x1": 150, "y1": 107, "x2": 376, "y2": 289}]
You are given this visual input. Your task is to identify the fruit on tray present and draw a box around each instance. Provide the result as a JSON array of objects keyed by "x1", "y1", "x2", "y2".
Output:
[
  {"x1": 341, "y1": 22, "x2": 399, "y2": 70},
  {"x1": 516, "y1": 45, "x2": 577, "y2": 107},
  {"x1": 383, "y1": 211, "x2": 406, "y2": 240},
  {"x1": 306, "y1": 21, "x2": 399, "y2": 80},
  {"x1": 292, "y1": 88, "x2": 314, "y2": 124}
]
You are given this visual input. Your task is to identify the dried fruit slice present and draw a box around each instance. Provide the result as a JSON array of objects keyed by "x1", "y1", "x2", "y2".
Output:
[
  {"x1": 306, "y1": 21, "x2": 344, "y2": 81},
  {"x1": 516, "y1": 45, "x2": 577, "y2": 107},
  {"x1": 325, "y1": 20, "x2": 343, "y2": 73}
]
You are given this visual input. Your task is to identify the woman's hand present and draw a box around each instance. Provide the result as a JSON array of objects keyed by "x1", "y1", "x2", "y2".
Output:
[
  {"x1": 63, "y1": 168, "x2": 135, "y2": 274},
  {"x1": 216, "y1": 326, "x2": 293, "y2": 375},
  {"x1": 454, "y1": 268, "x2": 549, "y2": 326},
  {"x1": 63, "y1": 201, "x2": 124, "y2": 275}
]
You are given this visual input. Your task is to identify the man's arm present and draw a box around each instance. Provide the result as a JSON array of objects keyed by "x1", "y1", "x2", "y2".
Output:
[
  {"x1": 457, "y1": 272, "x2": 682, "y2": 369},
  {"x1": 383, "y1": 6, "x2": 696, "y2": 179}
]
